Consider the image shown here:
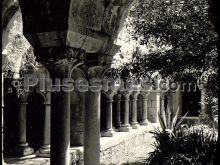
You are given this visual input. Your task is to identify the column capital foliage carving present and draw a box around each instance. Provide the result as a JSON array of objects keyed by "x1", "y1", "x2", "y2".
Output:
[
  {"x1": 36, "y1": 47, "x2": 85, "y2": 79},
  {"x1": 102, "y1": 90, "x2": 115, "y2": 101},
  {"x1": 130, "y1": 91, "x2": 139, "y2": 100},
  {"x1": 140, "y1": 91, "x2": 149, "y2": 100},
  {"x1": 120, "y1": 90, "x2": 131, "y2": 100},
  {"x1": 115, "y1": 93, "x2": 122, "y2": 101}
]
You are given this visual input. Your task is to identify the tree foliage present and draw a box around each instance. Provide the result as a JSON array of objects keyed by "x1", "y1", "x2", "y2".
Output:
[
  {"x1": 2, "y1": 11, "x2": 36, "y2": 78},
  {"x1": 120, "y1": 0, "x2": 218, "y2": 97}
]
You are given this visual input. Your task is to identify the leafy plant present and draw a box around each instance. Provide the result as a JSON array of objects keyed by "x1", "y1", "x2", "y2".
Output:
[
  {"x1": 147, "y1": 126, "x2": 218, "y2": 165},
  {"x1": 158, "y1": 105, "x2": 188, "y2": 132}
]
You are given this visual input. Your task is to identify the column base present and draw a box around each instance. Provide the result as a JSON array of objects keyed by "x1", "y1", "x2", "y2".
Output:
[
  {"x1": 101, "y1": 129, "x2": 115, "y2": 137},
  {"x1": 36, "y1": 145, "x2": 50, "y2": 157},
  {"x1": 140, "y1": 120, "x2": 150, "y2": 126},
  {"x1": 115, "y1": 122, "x2": 122, "y2": 129},
  {"x1": 131, "y1": 122, "x2": 140, "y2": 129},
  {"x1": 8, "y1": 145, "x2": 34, "y2": 156},
  {"x1": 119, "y1": 124, "x2": 132, "y2": 132}
]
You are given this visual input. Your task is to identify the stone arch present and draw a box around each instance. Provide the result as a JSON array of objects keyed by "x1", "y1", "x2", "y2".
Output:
[{"x1": 2, "y1": 0, "x2": 20, "y2": 51}]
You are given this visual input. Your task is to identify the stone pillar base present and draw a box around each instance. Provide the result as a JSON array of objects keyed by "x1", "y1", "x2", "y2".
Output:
[
  {"x1": 36, "y1": 145, "x2": 50, "y2": 157},
  {"x1": 9, "y1": 145, "x2": 34, "y2": 156},
  {"x1": 116, "y1": 122, "x2": 122, "y2": 129},
  {"x1": 119, "y1": 124, "x2": 132, "y2": 132},
  {"x1": 140, "y1": 120, "x2": 150, "y2": 126},
  {"x1": 131, "y1": 123, "x2": 140, "y2": 129},
  {"x1": 101, "y1": 129, "x2": 115, "y2": 137}
]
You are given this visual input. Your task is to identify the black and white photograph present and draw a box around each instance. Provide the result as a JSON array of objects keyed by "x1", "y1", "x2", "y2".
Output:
[{"x1": 1, "y1": 0, "x2": 219, "y2": 164}]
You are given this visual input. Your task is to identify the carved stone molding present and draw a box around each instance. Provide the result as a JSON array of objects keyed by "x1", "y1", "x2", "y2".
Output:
[{"x1": 102, "y1": 90, "x2": 115, "y2": 101}]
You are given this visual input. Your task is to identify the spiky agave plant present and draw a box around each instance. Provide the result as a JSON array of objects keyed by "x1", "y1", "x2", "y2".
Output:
[{"x1": 158, "y1": 105, "x2": 188, "y2": 133}]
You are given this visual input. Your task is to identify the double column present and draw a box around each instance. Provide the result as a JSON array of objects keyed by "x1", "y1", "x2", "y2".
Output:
[
  {"x1": 119, "y1": 91, "x2": 132, "y2": 132},
  {"x1": 37, "y1": 92, "x2": 51, "y2": 157},
  {"x1": 130, "y1": 92, "x2": 139, "y2": 129},
  {"x1": 115, "y1": 94, "x2": 122, "y2": 129},
  {"x1": 101, "y1": 90, "x2": 115, "y2": 137},
  {"x1": 13, "y1": 94, "x2": 34, "y2": 156},
  {"x1": 140, "y1": 92, "x2": 149, "y2": 125}
]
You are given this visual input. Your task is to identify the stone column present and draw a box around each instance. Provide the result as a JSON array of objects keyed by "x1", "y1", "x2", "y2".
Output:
[
  {"x1": 115, "y1": 94, "x2": 122, "y2": 129},
  {"x1": 148, "y1": 92, "x2": 160, "y2": 123},
  {"x1": 37, "y1": 92, "x2": 50, "y2": 157},
  {"x1": 130, "y1": 92, "x2": 139, "y2": 129},
  {"x1": 13, "y1": 95, "x2": 34, "y2": 156},
  {"x1": 119, "y1": 91, "x2": 132, "y2": 132},
  {"x1": 159, "y1": 93, "x2": 166, "y2": 124},
  {"x1": 140, "y1": 92, "x2": 149, "y2": 125},
  {"x1": 101, "y1": 91, "x2": 115, "y2": 137},
  {"x1": 84, "y1": 65, "x2": 104, "y2": 165},
  {"x1": 2, "y1": 73, "x2": 4, "y2": 164},
  {"x1": 160, "y1": 94, "x2": 165, "y2": 114},
  {"x1": 84, "y1": 90, "x2": 101, "y2": 165},
  {"x1": 44, "y1": 60, "x2": 72, "y2": 165}
]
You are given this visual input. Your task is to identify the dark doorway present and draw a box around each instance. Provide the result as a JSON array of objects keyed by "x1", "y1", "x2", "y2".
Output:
[
  {"x1": 27, "y1": 92, "x2": 45, "y2": 150},
  {"x1": 182, "y1": 86, "x2": 201, "y2": 116},
  {"x1": 3, "y1": 91, "x2": 19, "y2": 154}
]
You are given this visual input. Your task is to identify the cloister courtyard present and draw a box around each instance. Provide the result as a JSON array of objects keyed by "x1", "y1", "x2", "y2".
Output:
[{"x1": 1, "y1": 0, "x2": 218, "y2": 165}]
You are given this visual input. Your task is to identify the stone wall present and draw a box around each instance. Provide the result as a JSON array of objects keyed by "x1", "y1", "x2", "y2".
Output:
[{"x1": 100, "y1": 124, "x2": 159, "y2": 165}]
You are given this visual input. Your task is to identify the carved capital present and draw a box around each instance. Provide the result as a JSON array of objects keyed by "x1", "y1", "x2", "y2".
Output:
[
  {"x1": 130, "y1": 91, "x2": 139, "y2": 100},
  {"x1": 36, "y1": 47, "x2": 84, "y2": 79},
  {"x1": 34, "y1": 47, "x2": 85, "y2": 63},
  {"x1": 120, "y1": 90, "x2": 131, "y2": 100},
  {"x1": 102, "y1": 90, "x2": 115, "y2": 101},
  {"x1": 115, "y1": 93, "x2": 122, "y2": 101},
  {"x1": 140, "y1": 91, "x2": 149, "y2": 100},
  {"x1": 87, "y1": 66, "x2": 103, "y2": 79}
]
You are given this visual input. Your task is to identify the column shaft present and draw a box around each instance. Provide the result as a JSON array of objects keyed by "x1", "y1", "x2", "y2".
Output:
[
  {"x1": 115, "y1": 94, "x2": 121, "y2": 128},
  {"x1": 84, "y1": 91, "x2": 100, "y2": 165},
  {"x1": 130, "y1": 96, "x2": 139, "y2": 129},
  {"x1": 140, "y1": 95, "x2": 149, "y2": 125},
  {"x1": 50, "y1": 90, "x2": 70, "y2": 165},
  {"x1": 18, "y1": 102, "x2": 27, "y2": 146},
  {"x1": 119, "y1": 93, "x2": 132, "y2": 132},
  {"x1": 13, "y1": 98, "x2": 34, "y2": 156},
  {"x1": 2, "y1": 74, "x2": 4, "y2": 164},
  {"x1": 37, "y1": 98, "x2": 50, "y2": 157},
  {"x1": 101, "y1": 99, "x2": 115, "y2": 137}
]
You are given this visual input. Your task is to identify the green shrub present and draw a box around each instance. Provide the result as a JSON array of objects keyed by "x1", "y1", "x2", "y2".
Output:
[{"x1": 147, "y1": 126, "x2": 218, "y2": 165}]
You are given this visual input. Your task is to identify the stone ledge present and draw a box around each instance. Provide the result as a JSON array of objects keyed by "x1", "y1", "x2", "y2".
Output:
[
  {"x1": 4, "y1": 123, "x2": 159, "y2": 165},
  {"x1": 100, "y1": 123, "x2": 159, "y2": 151}
]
